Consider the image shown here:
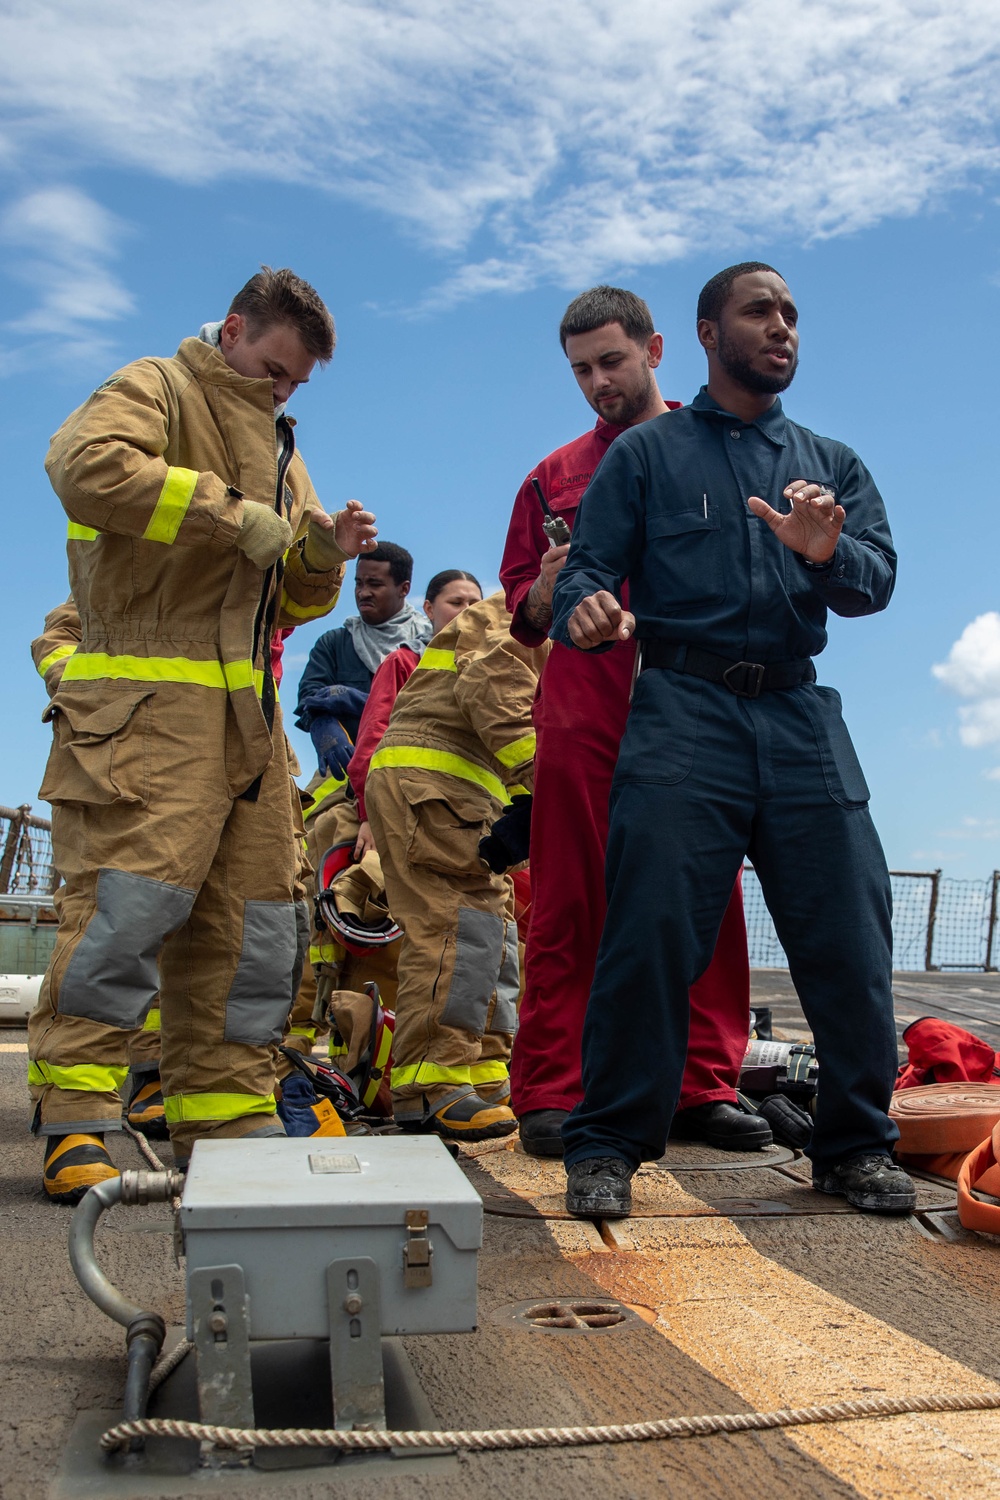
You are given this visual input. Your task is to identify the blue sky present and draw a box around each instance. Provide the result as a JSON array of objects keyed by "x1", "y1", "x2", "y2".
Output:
[{"x1": 2, "y1": 0, "x2": 999, "y2": 875}]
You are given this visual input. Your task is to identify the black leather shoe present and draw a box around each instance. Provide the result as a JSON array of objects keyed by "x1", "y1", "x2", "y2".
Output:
[
  {"x1": 519, "y1": 1109, "x2": 568, "y2": 1158},
  {"x1": 565, "y1": 1157, "x2": 634, "y2": 1219},
  {"x1": 669, "y1": 1099, "x2": 773, "y2": 1151},
  {"x1": 814, "y1": 1154, "x2": 916, "y2": 1214}
]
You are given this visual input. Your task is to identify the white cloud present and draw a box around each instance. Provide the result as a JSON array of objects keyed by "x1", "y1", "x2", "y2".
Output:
[
  {"x1": 1, "y1": 1, "x2": 999, "y2": 306},
  {"x1": 932, "y1": 612, "x2": 1000, "y2": 754},
  {"x1": 0, "y1": 186, "x2": 134, "y2": 364}
]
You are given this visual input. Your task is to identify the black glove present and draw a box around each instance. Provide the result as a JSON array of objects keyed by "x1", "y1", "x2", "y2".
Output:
[
  {"x1": 478, "y1": 795, "x2": 532, "y2": 874},
  {"x1": 757, "y1": 1093, "x2": 813, "y2": 1149}
]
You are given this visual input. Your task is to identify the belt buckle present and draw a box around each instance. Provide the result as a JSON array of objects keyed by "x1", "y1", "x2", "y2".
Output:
[{"x1": 722, "y1": 660, "x2": 765, "y2": 698}]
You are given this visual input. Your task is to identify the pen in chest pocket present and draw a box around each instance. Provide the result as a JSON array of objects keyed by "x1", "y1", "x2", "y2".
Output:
[{"x1": 703, "y1": 494, "x2": 708, "y2": 518}]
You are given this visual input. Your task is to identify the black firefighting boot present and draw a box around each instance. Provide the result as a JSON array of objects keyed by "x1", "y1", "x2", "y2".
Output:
[{"x1": 126, "y1": 1070, "x2": 169, "y2": 1139}]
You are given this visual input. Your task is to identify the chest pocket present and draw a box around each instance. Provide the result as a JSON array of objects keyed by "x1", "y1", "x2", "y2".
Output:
[{"x1": 645, "y1": 509, "x2": 724, "y2": 610}]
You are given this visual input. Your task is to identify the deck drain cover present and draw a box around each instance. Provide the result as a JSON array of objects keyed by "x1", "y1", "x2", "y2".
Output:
[{"x1": 494, "y1": 1298, "x2": 639, "y2": 1334}]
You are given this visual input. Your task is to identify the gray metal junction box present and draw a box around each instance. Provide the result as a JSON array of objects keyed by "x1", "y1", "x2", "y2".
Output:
[{"x1": 181, "y1": 1134, "x2": 482, "y2": 1341}]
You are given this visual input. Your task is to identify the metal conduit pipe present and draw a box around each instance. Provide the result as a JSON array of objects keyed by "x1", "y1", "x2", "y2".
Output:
[{"x1": 69, "y1": 1170, "x2": 185, "y2": 1444}]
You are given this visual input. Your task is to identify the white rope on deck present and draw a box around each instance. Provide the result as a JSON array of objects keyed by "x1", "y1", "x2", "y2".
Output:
[{"x1": 100, "y1": 1390, "x2": 1000, "y2": 1454}]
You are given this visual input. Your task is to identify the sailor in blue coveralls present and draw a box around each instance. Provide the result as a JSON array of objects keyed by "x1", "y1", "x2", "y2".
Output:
[{"x1": 550, "y1": 263, "x2": 916, "y2": 1219}]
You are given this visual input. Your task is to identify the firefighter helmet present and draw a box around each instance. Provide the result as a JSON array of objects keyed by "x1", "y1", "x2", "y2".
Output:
[{"x1": 315, "y1": 840, "x2": 402, "y2": 955}]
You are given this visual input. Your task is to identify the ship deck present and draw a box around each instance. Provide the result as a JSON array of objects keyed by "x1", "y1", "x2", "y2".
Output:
[{"x1": 3, "y1": 970, "x2": 1000, "y2": 1499}]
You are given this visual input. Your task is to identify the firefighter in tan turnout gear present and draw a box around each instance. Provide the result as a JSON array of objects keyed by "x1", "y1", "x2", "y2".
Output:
[
  {"x1": 29, "y1": 267, "x2": 379, "y2": 1203},
  {"x1": 365, "y1": 592, "x2": 548, "y2": 1139}
]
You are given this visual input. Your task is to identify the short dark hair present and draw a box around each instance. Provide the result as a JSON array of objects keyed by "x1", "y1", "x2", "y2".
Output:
[
  {"x1": 228, "y1": 266, "x2": 336, "y2": 363},
  {"x1": 360, "y1": 541, "x2": 413, "y2": 587},
  {"x1": 559, "y1": 285, "x2": 655, "y2": 351},
  {"x1": 424, "y1": 569, "x2": 482, "y2": 604},
  {"x1": 697, "y1": 262, "x2": 782, "y2": 324}
]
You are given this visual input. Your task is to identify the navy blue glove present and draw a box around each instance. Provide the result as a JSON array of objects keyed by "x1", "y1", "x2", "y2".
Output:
[
  {"x1": 297, "y1": 683, "x2": 369, "y2": 729},
  {"x1": 309, "y1": 713, "x2": 355, "y2": 778},
  {"x1": 478, "y1": 795, "x2": 533, "y2": 874}
]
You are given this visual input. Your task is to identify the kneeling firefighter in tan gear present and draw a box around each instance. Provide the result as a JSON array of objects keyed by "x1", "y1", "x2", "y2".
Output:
[
  {"x1": 28, "y1": 266, "x2": 379, "y2": 1203},
  {"x1": 365, "y1": 592, "x2": 548, "y2": 1140}
]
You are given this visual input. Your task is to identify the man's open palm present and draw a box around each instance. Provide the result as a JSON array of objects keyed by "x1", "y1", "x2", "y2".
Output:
[{"x1": 747, "y1": 481, "x2": 845, "y2": 564}]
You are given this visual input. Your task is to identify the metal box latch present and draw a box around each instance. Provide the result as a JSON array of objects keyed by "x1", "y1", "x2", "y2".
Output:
[{"x1": 403, "y1": 1209, "x2": 432, "y2": 1287}]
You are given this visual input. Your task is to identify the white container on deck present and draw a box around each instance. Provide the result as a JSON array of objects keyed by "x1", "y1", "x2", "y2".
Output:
[
  {"x1": 180, "y1": 1134, "x2": 482, "y2": 1341},
  {"x1": 0, "y1": 975, "x2": 42, "y2": 1023}
]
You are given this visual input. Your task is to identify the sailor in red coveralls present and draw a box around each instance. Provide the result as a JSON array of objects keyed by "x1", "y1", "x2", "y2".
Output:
[{"x1": 500, "y1": 285, "x2": 761, "y2": 1158}]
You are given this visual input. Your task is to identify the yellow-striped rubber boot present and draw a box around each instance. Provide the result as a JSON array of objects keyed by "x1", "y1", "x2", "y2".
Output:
[
  {"x1": 42, "y1": 1134, "x2": 119, "y2": 1206},
  {"x1": 127, "y1": 1073, "x2": 169, "y2": 1139},
  {"x1": 431, "y1": 1092, "x2": 517, "y2": 1142},
  {"x1": 475, "y1": 1078, "x2": 512, "y2": 1110}
]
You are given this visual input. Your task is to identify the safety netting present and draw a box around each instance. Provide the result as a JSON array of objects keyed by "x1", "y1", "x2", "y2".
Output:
[
  {"x1": 743, "y1": 865, "x2": 1000, "y2": 972},
  {"x1": 0, "y1": 805, "x2": 56, "y2": 898}
]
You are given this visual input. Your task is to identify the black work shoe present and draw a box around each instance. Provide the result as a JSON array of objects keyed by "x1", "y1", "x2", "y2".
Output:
[
  {"x1": 814, "y1": 1154, "x2": 916, "y2": 1215},
  {"x1": 565, "y1": 1157, "x2": 634, "y2": 1219},
  {"x1": 670, "y1": 1099, "x2": 773, "y2": 1151},
  {"x1": 126, "y1": 1072, "x2": 169, "y2": 1139},
  {"x1": 42, "y1": 1134, "x2": 119, "y2": 1205},
  {"x1": 519, "y1": 1109, "x2": 568, "y2": 1159}
]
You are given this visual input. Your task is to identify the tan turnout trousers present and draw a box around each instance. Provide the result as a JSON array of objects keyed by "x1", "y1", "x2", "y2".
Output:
[
  {"x1": 29, "y1": 686, "x2": 302, "y2": 1158},
  {"x1": 365, "y1": 765, "x2": 517, "y2": 1118}
]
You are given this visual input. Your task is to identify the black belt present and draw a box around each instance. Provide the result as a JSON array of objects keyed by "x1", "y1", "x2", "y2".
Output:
[{"x1": 638, "y1": 640, "x2": 816, "y2": 698}]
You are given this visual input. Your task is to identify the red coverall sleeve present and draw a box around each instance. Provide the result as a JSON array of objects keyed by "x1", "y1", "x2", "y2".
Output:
[
  {"x1": 347, "y1": 647, "x2": 418, "y2": 819},
  {"x1": 500, "y1": 475, "x2": 550, "y2": 648}
]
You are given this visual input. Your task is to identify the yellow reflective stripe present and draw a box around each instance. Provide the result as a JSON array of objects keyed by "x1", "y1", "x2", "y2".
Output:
[
  {"x1": 67, "y1": 522, "x2": 99, "y2": 541},
  {"x1": 469, "y1": 1060, "x2": 510, "y2": 1084},
  {"x1": 496, "y1": 731, "x2": 536, "y2": 768},
  {"x1": 329, "y1": 1042, "x2": 349, "y2": 1058},
  {"x1": 280, "y1": 587, "x2": 338, "y2": 622},
  {"x1": 223, "y1": 659, "x2": 265, "y2": 694},
  {"x1": 62, "y1": 652, "x2": 263, "y2": 696},
  {"x1": 361, "y1": 1021, "x2": 394, "y2": 1108},
  {"x1": 142, "y1": 1007, "x2": 161, "y2": 1033},
  {"x1": 417, "y1": 648, "x2": 458, "y2": 673},
  {"x1": 289, "y1": 1026, "x2": 316, "y2": 1040},
  {"x1": 508, "y1": 783, "x2": 530, "y2": 799},
  {"x1": 390, "y1": 1062, "x2": 472, "y2": 1089},
  {"x1": 163, "y1": 1092, "x2": 276, "y2": 1123},
  {"x1": 309, "y1": 942, "x2": 341, "y2": 966},
  {"x1": 143, "y1": 466, "x2": 198, "y2": 545},
  {"x1": 38, "y1": 644, "x2": 77, "y2": 678},
  {"x1": 28, "y1": 1060, "x2": 128, "y2": 1093},
  {"x1": 307, "y1": 773, "x2": 347, "y2": 818},
  {"x1": 369, "y1": 746, "x2": 510, "y2": 805}
]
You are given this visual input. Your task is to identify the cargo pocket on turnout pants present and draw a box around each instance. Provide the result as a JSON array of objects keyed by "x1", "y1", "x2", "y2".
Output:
[
  {"x1": 398, "y1": 776, "x2": 492, "y2": 877},
  {"x1": 39, "y1": 685, "x2": 155, "y2": 807}
]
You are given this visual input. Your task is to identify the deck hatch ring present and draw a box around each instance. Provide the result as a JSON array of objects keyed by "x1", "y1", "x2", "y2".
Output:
[{"x1": 494, "y1": 1298, "x2": 640, "y2": 1334}]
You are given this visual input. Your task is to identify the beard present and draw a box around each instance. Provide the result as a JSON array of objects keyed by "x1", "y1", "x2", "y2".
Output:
[
  {"x1": 590, "y1": 365, "x2": 657, "y2": 426},
  {"x1": 717, "y1": 330, "x2": 798, "y2": 395}
]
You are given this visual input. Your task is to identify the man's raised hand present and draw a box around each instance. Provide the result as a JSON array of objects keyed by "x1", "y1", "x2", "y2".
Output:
[
  {"x1": 747, "y1": 481, "x2": 845, "y2": 564},
  {"x1": 334, "y1": 498, "x2": 379, "y2": 558},
  {"x1": 567, "y1": 590, "x2": 636, "y2": 650}
]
